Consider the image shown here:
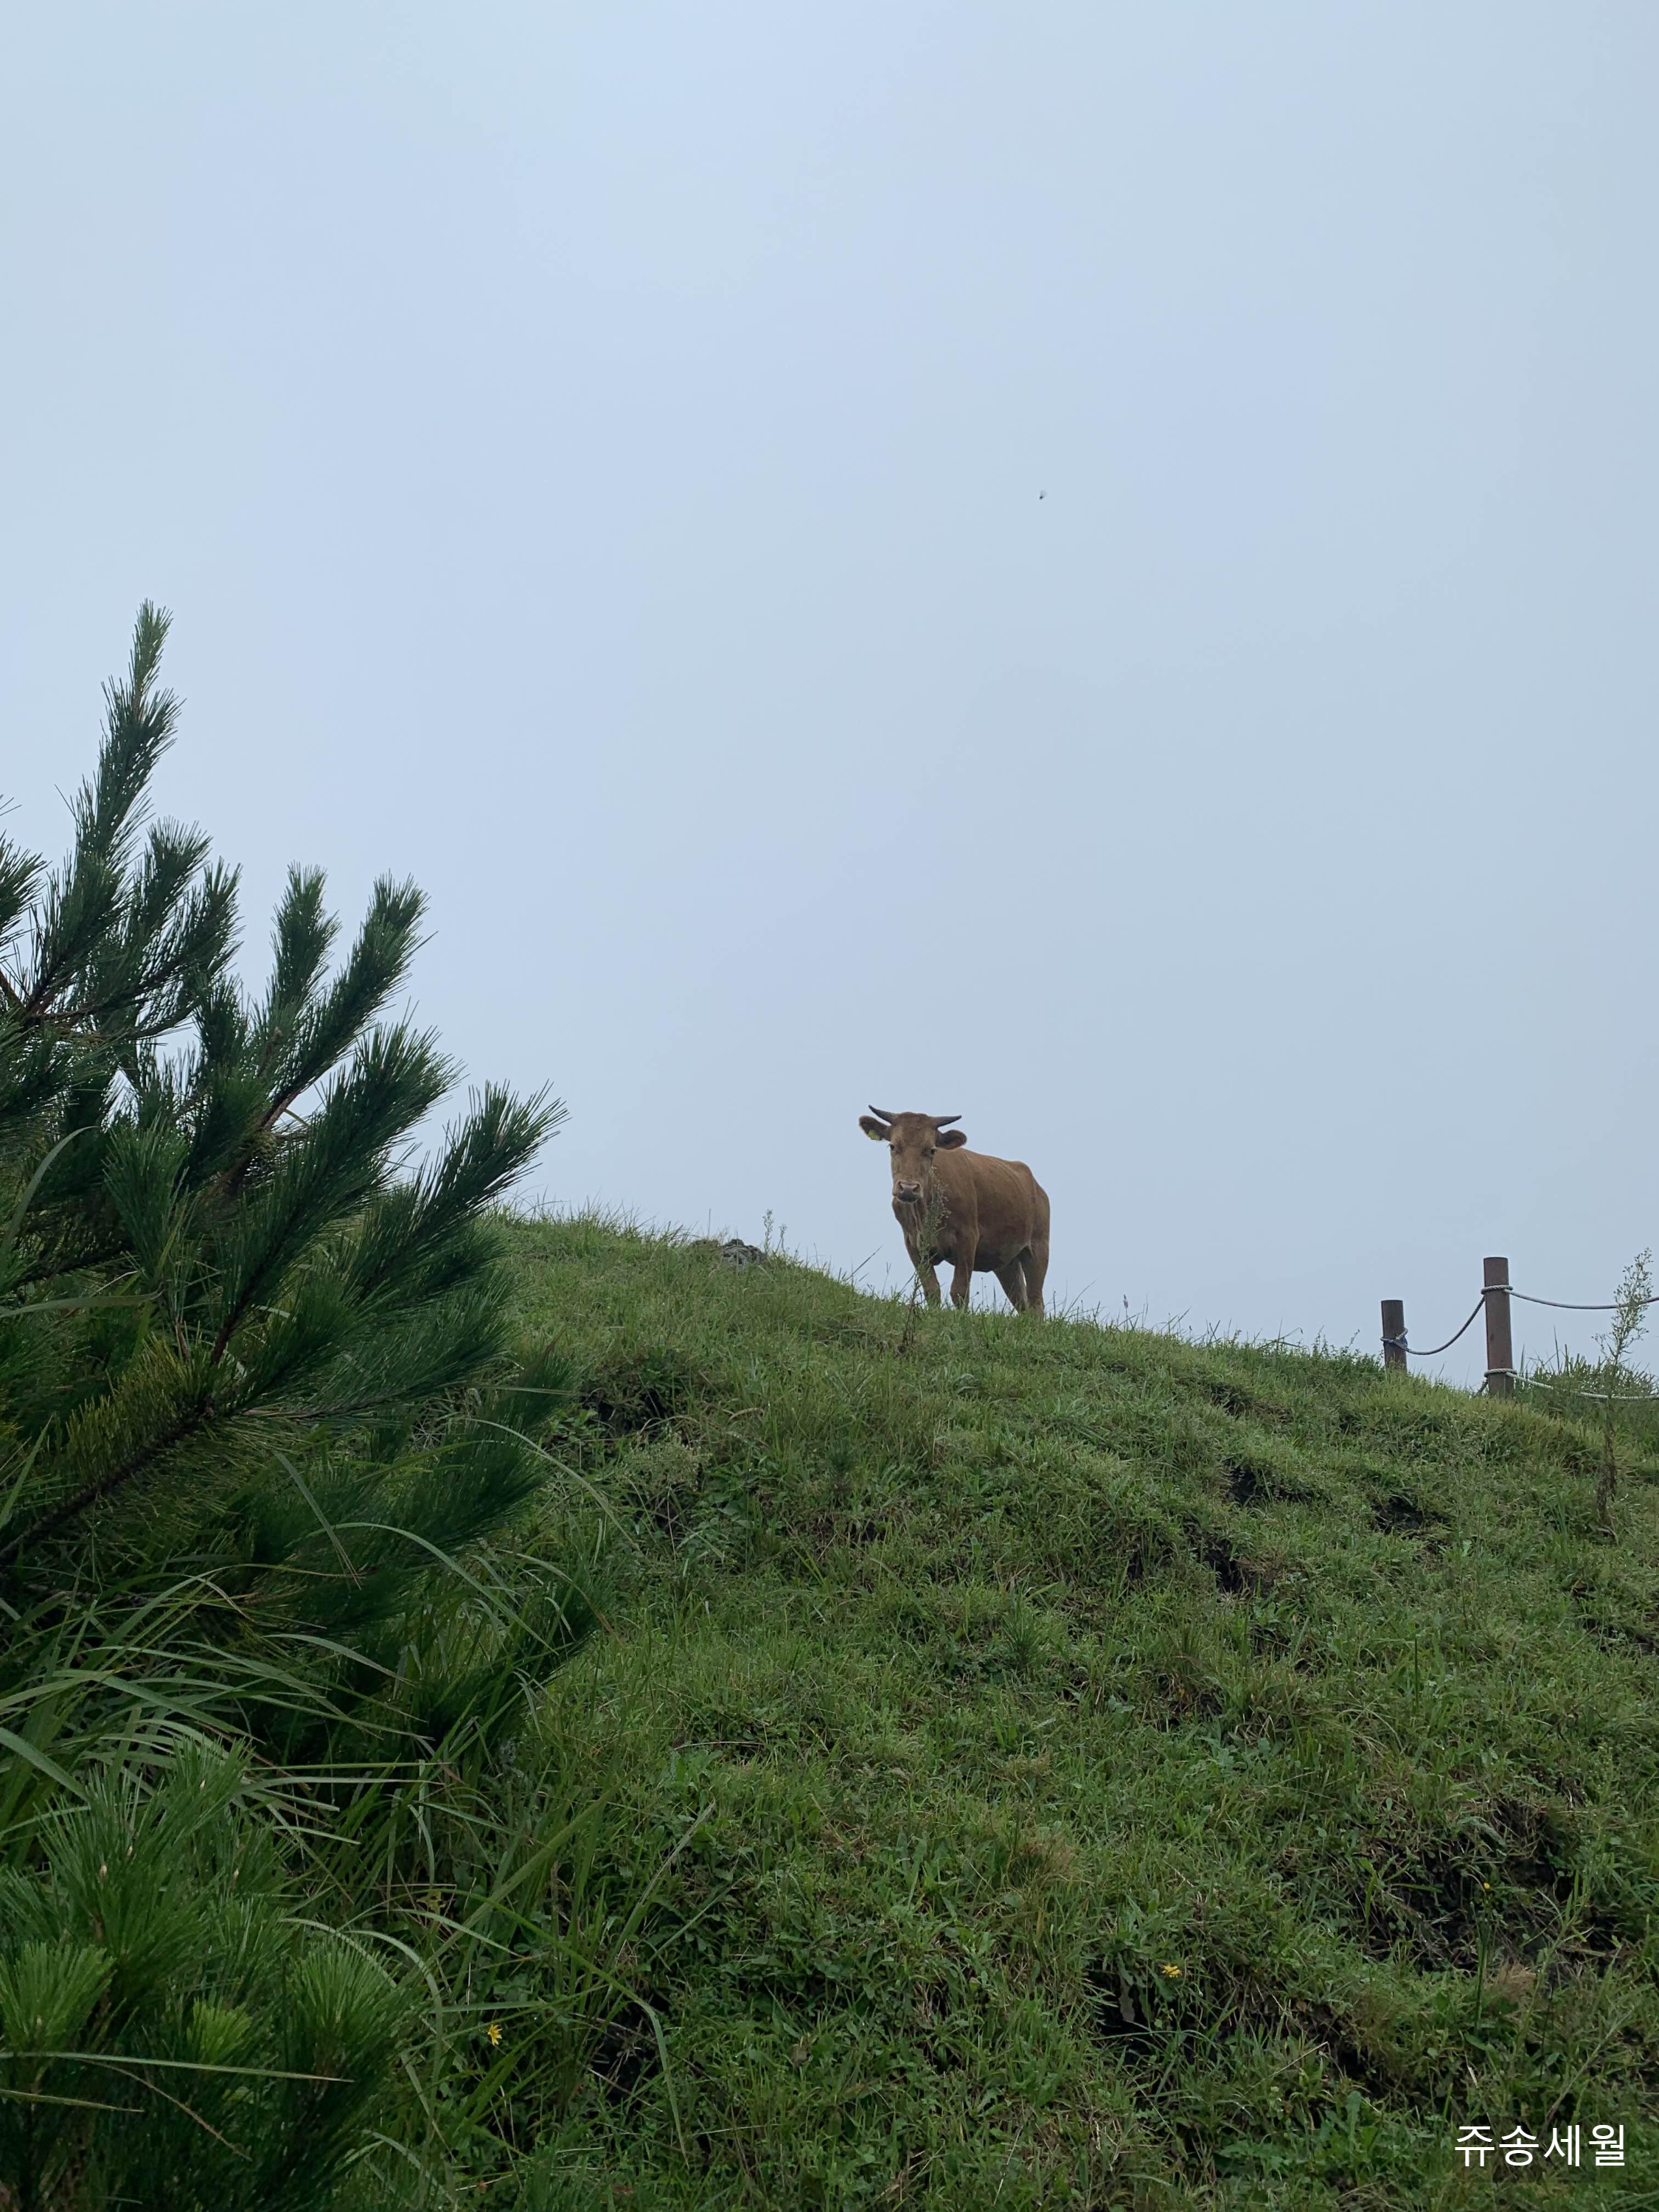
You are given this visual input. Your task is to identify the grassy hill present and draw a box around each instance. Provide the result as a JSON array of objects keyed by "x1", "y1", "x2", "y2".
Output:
[{"x1": 493, "y1": 1214, "x2": 1659, "y2": 2210}]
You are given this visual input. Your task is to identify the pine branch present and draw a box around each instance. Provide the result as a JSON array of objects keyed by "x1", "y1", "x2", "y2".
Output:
[
  {"x1": 262, "y1": 875, "x2": 427, "y2": 1121},
  {"x1": 21, "y1": 608, "x2": 178, "y2": 1016},
  {"x1": 0, "y1": 832, "x2": 44, "y2": 975},
  {"x1": 344, "y1": 1084, "x2": 562, "y2": 1310},
  {"x1": 13, "y1": 610, "x2": 234, "y2": 1051},
  {"x1": 206, "y1": 1023, "x2": 453, "y2": 1362},
  {"x1": 254, "y1": 866, "x2": 335, "y2": 1079},
  {"x1": 0, "y1": 1380, "x2": 216, "y2": 1566}
]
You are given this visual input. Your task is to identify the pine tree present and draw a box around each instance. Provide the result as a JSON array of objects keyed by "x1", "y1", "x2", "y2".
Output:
[
  {"x1": 3, "y1": 606, "x2": 558, "y2": 1572},
  {"x1": 1, "y1": 602, "x2": 564, "y2": 1584},
  {"x1": 0, "y1": 610, "x2": 582, "y2": 2202}
]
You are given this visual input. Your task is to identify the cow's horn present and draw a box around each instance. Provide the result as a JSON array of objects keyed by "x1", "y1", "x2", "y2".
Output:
[
  {"x1": 866, "y1": 1105, "x2": 894, "y2": 1123},
  {"x1": 933, "y1": 1114, "x2": 961, "y2": 1128}
]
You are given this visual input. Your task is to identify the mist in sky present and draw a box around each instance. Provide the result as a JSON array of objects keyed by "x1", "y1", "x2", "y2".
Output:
[{"x1": 4, "y1": 4, "x2": 1656, "y2": 1385}]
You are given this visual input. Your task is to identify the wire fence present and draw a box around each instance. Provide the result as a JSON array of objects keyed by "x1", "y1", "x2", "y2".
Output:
[{"x1": 1382, "y1": 1259, "x2": 1657, "y2": 1401}]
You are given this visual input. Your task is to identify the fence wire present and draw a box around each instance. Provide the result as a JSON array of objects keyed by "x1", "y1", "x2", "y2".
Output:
[
  {"x1": 1391, "y1": 1276, "x2": 1656, "y2": 1374},
  {"x1": 1520, "y1": 1377, "x2": 1657, "y2": 1405},
  {"x1": 1387, "y1": 1295, "x2": 1486, "y2": 1359}
]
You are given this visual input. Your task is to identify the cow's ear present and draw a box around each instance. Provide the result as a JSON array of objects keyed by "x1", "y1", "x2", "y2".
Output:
[
  {"x1": 936, "y1": 1128, "x2": 967, "y2": 1149},
  {"x1": 858, "y1": 1116, "x2": 891, "y2": 1142}
]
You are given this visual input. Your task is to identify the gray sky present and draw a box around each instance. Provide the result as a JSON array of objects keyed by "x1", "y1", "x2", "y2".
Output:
[{"x1": 5, "y1": 4, "x2": 1657, "y2": 1383}]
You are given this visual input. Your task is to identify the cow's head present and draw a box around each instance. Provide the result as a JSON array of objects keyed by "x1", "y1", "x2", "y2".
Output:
[{"x1": 858, "y1": 1107, "x2": 967, "y2": 1208}]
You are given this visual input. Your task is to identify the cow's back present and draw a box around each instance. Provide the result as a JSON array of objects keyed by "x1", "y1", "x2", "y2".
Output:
[{"x1": 939, "y1": 1147, "x2": 1046, "y2": 1265}]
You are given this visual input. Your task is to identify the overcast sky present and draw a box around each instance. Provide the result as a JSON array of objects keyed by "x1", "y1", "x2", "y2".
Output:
[{"x1": 4, "y1": 4, "x2": 1656, "y2": 1382}]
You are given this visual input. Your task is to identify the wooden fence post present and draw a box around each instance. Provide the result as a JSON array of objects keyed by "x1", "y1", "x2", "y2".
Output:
[
  {"x1": 1483, "y1": 1256, "x2": 1514, "y2": 1397},
  {"x1": 1381, "y1": 1298, "x2": 1407, "y2": 1373}
]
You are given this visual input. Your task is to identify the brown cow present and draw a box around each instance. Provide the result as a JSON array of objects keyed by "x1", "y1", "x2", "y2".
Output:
[{"x1": 858, "y1": 1107, "x2": 1050, "y2": 1315}]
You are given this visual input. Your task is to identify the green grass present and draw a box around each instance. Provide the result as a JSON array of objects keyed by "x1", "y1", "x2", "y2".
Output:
[{"x1": 491, "y1": 1214, "x2": 1659, "y2": 2210}]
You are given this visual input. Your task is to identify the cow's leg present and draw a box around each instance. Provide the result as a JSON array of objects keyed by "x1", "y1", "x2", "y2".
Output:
[
  {"x1": 1020, "y1": 1238, "x2": 1049, "y2": 1319},
  {"x1": 949, "y1": 1251, "x2": 975, "y2": 1309},
  {"x1": 994, "y1": 1259, "x2": 1028, "y2": 1312}
]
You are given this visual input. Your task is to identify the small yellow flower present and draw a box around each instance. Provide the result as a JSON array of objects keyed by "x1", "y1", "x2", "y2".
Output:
[
  {"x1": 1160, "y1": 1963, "x2": 1183, "y2": 1978},
  {"x1": 486, "y1": 2023, "x2": 502, "y2": 2046}
]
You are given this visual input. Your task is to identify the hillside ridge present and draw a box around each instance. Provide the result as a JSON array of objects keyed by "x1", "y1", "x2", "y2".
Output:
[{"x1": 503, "y1": 1213, "x2": 1659, "y2": 2210}]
